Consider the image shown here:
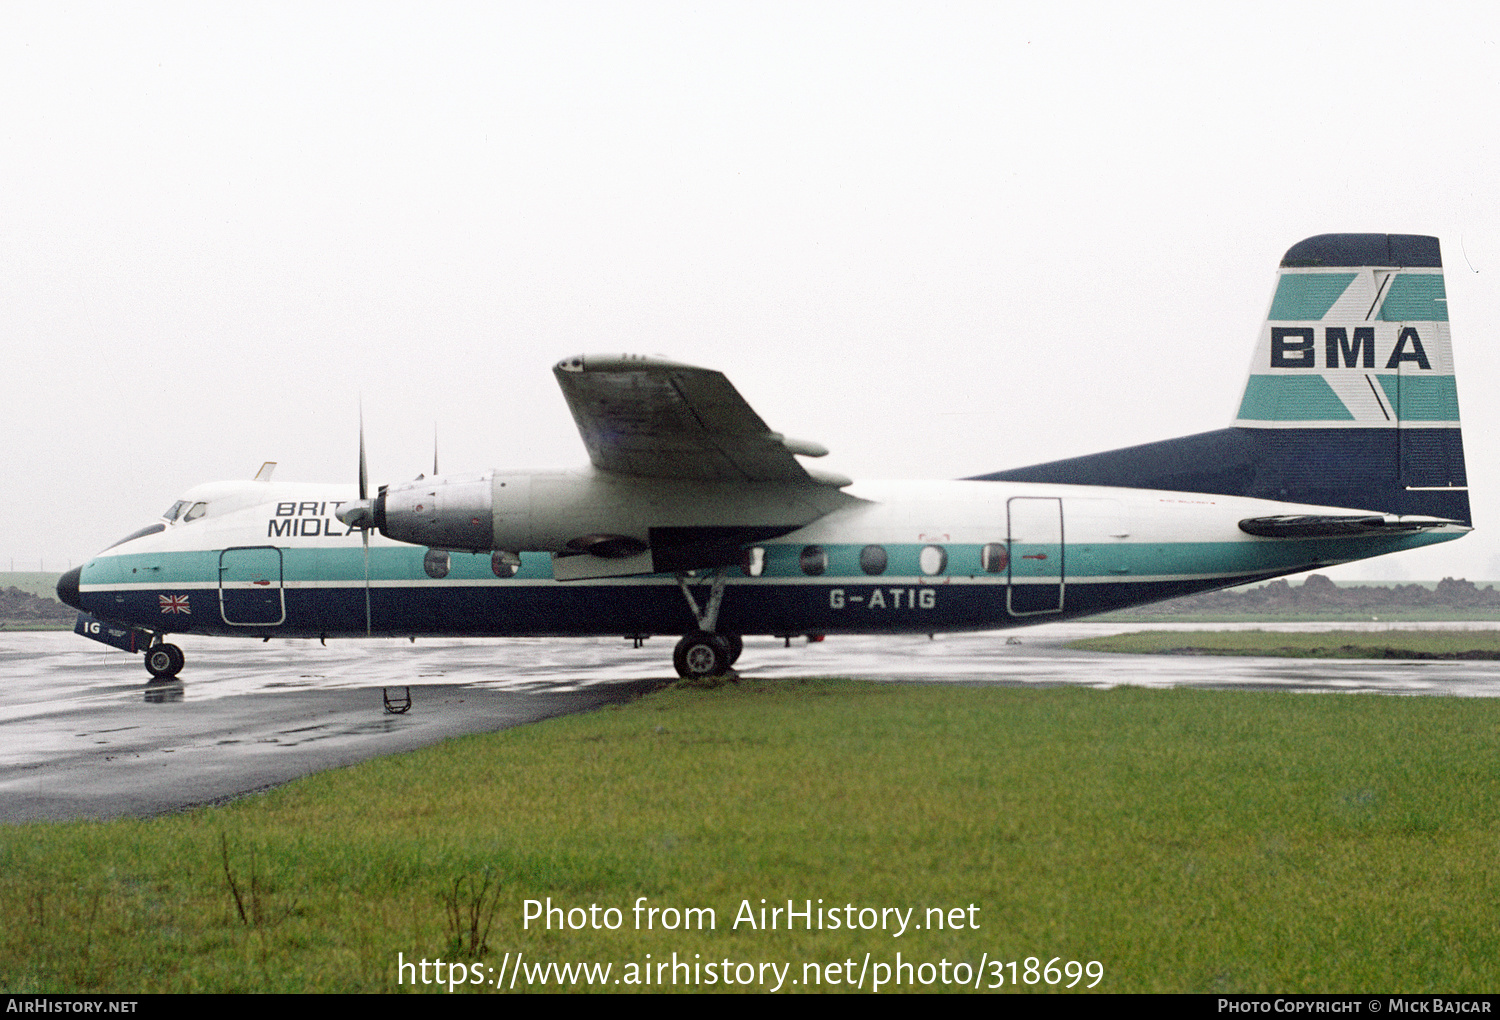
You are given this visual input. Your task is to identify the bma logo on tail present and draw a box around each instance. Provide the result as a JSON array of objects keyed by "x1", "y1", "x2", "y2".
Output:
[
  {"x1": 1235, "y1": 255, "x2": 1456, "y2": 429},
  {"x1": 1269, "y1": 326, "x2": 1430, "y2": 370}
]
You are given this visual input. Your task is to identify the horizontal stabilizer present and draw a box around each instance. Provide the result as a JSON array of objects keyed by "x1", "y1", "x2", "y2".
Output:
[{"x1": 1237, "y1": 514, "x2": 1462, "y2": 539}]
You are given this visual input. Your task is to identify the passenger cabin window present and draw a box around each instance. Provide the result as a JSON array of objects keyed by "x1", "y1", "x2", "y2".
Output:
[
  {"x1": 491, "y1": 551, "x2": 520, "y2": 578},
  {"x1": 920, "y1": 545, "x2": 947, "y2": 576},
  {"x1": 981, "y1": 543, "x2": 1009, "y2": 573},
  {"x1": 859, "y1": 545, "x2": 888, "y2": 575},
  {"x1": 799, "y1": 545, "x2": 827, "y2": 576},
  {"x1": 741, "y1": 547, "x2": 766, "y2": 578},
  {"x1": 423, "y1": 549, "x2": 450, "y2": 579}
]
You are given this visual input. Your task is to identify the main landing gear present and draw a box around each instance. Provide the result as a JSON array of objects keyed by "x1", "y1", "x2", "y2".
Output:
[
  {"x1": 671, "y1": 568, "x2": 743, "y2": 680},
  {"x1": 672, "y1": 630, "x2": 744, "y2": 679},
  {"x1": 144, "y1": 642, "x2": 185, "y2": 680}
]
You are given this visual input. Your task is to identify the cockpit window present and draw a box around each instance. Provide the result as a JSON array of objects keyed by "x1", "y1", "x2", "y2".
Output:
[
  {"x1": 162, "y1": 501, "x2": 186, "y2": 522},
  {"x1": 182, "y1": 502, "x2": 208, "y2": 523},
  {"x1": 104, "y1": 523, "x2": 166, "y2": 550}
]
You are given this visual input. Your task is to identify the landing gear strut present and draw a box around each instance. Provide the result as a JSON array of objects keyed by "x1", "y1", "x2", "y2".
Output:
[
  {"x1": 672, "y1": 567, "x2": 741, "y2": 679},
  {"x1": 145, "y1": 642, "x2": 185, "y2": 680}
]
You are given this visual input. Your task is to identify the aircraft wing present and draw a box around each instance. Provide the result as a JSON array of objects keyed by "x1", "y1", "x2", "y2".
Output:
[{"x1": 553, "y1": 354, "x2": 840, "y2": 484}]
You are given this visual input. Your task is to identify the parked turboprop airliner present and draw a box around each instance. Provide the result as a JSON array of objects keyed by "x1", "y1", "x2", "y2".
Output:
[{"x1": 59, "y1": 234, "x2": 1470, "y2": 680}]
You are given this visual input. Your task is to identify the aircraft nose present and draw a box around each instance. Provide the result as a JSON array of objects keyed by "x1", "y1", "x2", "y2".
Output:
[{"x1": 56, "y1": 566, "x2": 83, "y2": 611}]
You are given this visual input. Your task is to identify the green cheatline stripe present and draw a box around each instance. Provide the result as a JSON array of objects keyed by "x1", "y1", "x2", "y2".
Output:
[
  {"x1": 1268, "y1": 273, "x2": 1356, "y2": 320},
  {"x1": 1236, "y1": 374, "x2": 1353, "y2": 421},
  {"x1": 1380, "y1": 274, "x2": 1448, "y2": 322},
  {"x1": 87, "y1": 530, "x2": 1460, "y2": 588},
  {"x1": 1377, "y1": 374, "x2": 1461, "y2": 421}
]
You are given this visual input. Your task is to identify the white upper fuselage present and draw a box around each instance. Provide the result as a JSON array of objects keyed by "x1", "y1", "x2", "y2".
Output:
[{"x1": 73, "y1": 470, "x2": 1464, "y2": 640}]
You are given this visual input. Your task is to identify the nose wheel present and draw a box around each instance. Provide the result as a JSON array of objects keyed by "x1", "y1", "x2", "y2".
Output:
[{"x1": 145, "y1": 643, "x2": 185, "y2": 679}]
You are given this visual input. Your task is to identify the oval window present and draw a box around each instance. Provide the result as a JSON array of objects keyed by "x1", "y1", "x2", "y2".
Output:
[
  {"x1": 799, "y1": 545, "x2": 827, "y2": 576},
  {"x1": 741, "y1": 546, "x2": 766, "y2": 578},
  {"x1": 423, "y1": 549, "x2": 451, "y2": 579},
  {"x1": 981, "y1": 542, "x2": 1009, "y2": 573},
  {"x1": 920, "y1": 544, "x2": 947, "y2": 576},
  {"x1": 491, "y1": 551, "x2": 520, "y2": 578},
  {"x1": 859, "y1": 545, "x2": 888, "y2": 576}
]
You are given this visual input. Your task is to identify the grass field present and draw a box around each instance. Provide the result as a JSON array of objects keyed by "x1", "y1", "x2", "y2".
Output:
[
  {"x1": 0, "y1": 572, "x2": 72, "y2": 630},
  {"x1": 0, "y1": 572, "x2": 63, "y2": 599},
  {"x1": 4, "y1": 679, "x2": 1500, "y2": 993},
  {"x1": 1070, "y1": 629, "x2": 1500, "y2": 659},
  {"x1": 1097, "y1": 609, "x2": 1500, "y2": 623}
]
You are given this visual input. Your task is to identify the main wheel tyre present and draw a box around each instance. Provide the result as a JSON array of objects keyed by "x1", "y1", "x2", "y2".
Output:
[
  {"x1": 673, "y1": 631, "x2": 731, "y2": 679},
  {"x1": 723, "y1": 633, "x2": 744, "y2": 665},
  {"x1": 145, "y1": 643, "x2": 185, "y2": 679}
]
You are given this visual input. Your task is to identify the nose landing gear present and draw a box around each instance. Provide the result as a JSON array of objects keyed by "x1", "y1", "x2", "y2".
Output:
[{"x1": 145, "y1": 642, "x2": 185, "y2": 679}]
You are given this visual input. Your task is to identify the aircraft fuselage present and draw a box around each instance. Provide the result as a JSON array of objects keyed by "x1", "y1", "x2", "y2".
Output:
[{"x1": 69, "y1": 475, "x2": 1459, "y2": 642}]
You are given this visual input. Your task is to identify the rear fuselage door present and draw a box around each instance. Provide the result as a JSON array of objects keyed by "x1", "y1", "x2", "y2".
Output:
[
  {"x1": 1007, "y1": 497, "x2": 1064, "y2": 615},
  {"x1": 219, "y1": 546, "x2": 286, "y2": 626}
]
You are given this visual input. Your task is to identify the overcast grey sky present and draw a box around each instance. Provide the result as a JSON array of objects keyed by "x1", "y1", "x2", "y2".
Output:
[{"x1": 4, "y1": 2, "x2": 1498, "y2": 580}]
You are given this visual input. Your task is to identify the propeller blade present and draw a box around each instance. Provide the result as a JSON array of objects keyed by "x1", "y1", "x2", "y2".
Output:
[
  {"x1": 363, "y1": 529, "x2": 371, "y2": 637},
  {"x1": 355, "y1": 401, "x2": 371, "y2": 634},
  {"x1": 433, "y1": 422, "x2": 439, "y2": 477},
  {"x1": 358, "y1": 401, "x2": 368, "y2": 502}
]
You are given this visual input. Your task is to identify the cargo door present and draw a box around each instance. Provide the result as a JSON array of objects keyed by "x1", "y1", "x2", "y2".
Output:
[{"x1": 1007, "y1": 497, "x2": 1063, "y2": 616}]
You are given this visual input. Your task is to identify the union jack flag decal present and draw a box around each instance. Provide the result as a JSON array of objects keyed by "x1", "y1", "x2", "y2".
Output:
[{"x1": 159, "y1": 594, "x2": 191, "y2": 614}]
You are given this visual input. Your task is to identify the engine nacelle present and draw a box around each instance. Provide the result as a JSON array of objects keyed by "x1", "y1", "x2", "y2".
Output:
[
  {"x1": 379, "y1": 470, "x2": 636, "y2": 553},
  {"x1": 374, "y1": 468, "x2": 851, "y2": 573},
  {"x1": 378, "y1": 472, "x2": 496, "y2": 551}
]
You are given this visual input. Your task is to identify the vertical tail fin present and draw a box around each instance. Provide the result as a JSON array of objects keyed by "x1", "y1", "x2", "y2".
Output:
[
  {"x1": 975, "y1": 233, "x2": 1470, "y2": 525},
  {"x1": 1237, "y1": 234, "x2": 1462, "y2": 474},
  {"x1": 1230, "y1": 233, "x2": 1467, "y2": 521}
]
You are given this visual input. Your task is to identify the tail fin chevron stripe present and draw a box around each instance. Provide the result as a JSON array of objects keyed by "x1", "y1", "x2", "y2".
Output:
[{"x1": 1266, "y1": 272, "x2": 1356, "y2": 320}]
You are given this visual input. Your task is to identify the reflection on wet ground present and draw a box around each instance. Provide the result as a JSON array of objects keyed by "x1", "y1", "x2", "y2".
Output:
[{"x1": 5, "y1": 622, "x2": 1500, "y2": 822}]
